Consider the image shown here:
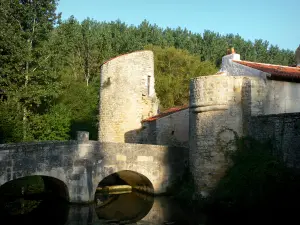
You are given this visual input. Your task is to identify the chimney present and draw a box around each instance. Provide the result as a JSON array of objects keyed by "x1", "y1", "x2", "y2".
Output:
[
  {"x1": 226, "y1": 47, "x2": 236, "y2": 55},
  {"x1": 296, "y1": 45, "x2": 300, "y2": 67}
]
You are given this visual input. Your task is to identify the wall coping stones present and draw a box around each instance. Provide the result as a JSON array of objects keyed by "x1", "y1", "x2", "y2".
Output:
[{"x1": 0, "y1": 140, "x2": 78, "y2": 151}]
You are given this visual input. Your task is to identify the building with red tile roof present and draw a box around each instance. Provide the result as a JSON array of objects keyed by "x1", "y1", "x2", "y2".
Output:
[
  {"x1": 141, "y1": 105, "x2": 189, "y2": 122},
  {"x1": 233, "y1": 60, "x2": 300, "y2": 82},
  {"x1": 142, "y1": 48, "x2": 300, "y2": 123},
  {"x1": 143, "y1": 48, "x2": 300, "y2": 121}
]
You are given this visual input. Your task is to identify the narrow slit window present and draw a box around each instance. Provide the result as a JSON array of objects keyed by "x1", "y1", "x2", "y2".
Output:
[{"x1": 147, "y1": 75, "x2": 151, "y2": 96}]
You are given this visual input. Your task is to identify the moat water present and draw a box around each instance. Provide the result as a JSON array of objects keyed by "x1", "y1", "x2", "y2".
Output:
[{"x1": 0, "y1": 191, "x2": 207, "y2": 225}]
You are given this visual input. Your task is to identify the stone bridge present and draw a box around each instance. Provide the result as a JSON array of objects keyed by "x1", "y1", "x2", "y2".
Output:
[{"x1": 0, "y1": 133, "x2": 188, "y2": 203}]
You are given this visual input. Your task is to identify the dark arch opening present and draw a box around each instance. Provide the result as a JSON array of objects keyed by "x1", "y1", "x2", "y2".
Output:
[
  {"x1": 0, "y1": 175, "x2": 70, "y2": 224},
  {"x1": 95, "y1": 170, "x2": 154, "y2": 223},
  {"x1": 97, "y1": 170, "x2": 154, "y2": 194}
]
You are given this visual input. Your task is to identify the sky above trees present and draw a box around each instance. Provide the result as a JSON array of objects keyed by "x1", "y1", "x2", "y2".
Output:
[{"x1": 57, "y1": 0, "x2": 299, "y2": 51}]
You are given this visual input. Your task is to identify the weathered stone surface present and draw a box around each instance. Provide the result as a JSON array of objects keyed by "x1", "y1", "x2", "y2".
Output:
[
  {"x1": 189, "y1": 75, "x2": 247, "y2": 195},
  {"x1": 98, "y1": 51, "x2": 159, "y2": 143},
  {"x1": 189, "y1": 74, "x2": 300, "y2": 196},
  {"x1": 140, "y1": 108, "x2": 189, "y2": 148},
  {"x1": 0, "y1": 141, "x2": 188, "y2": 203},
  {"x1": 249, "y1": 113, "x2": 300, "y2": 168}
]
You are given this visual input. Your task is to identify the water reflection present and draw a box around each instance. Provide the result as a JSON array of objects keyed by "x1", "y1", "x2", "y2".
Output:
[
  {"x1": 0, "y1": 191, "x2": 203, "y2": 225},
  {"x1": 0, "y1": 196, "x2": 70, "y2": 225},
  {"x1": 95, "y1": 192, "x2": 154, "y2": 223}
]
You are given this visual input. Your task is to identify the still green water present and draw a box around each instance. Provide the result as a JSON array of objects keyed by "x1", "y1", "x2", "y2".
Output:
[{"x1": 0, "y1": 191, "x2": 206, "y2": 225}]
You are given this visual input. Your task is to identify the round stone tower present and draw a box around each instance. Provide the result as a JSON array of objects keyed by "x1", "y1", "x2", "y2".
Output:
[
  {"x1": 189, "y1": 75, "x2": 252, "y2": 197},
  {"x1": 98, "y1": 51, "x2": 159, "y2": 143}
]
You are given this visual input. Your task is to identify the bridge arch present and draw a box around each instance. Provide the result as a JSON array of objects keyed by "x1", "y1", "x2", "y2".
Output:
[
  {"x1": 95, "y1": 170, "x2": 154, "y2": 195},
  {"x1": 0, "y1": 175, "x2": 69, "y2": 202},
  {"x1": 94, "y1": 170, "x2": 154, "y2": 223}
]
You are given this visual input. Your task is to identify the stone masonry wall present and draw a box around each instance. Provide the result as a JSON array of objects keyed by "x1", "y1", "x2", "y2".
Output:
[
  {"x1": 189, "y1": 75, "x2": 245, "y2": 195},
  {"x1": 249, "y1": 113, "x2": 300, "y2": 168},
  {"x1": 96, "y1": 142, "x2": 188, "y2": 195},
  {"x1": 98, "y1": 51, "x2": 159, "y2": 143},
  {"x1": 189, "y1": 75, "x2": 266, "y2": 196},
  {"x1": 140, "y1": 109, "x2": 189, "y2": 148},
  {"x1": 256, "y1": 80, "x2": 300, "y2": 115},
  {"x1": 0, "y1": 141, "x2": 188, "y2": 203},
  {"x1": 189, "y1": 74, "x2": 300, "y2": 196},
  {"x1": 0, "y1": 140, "x2": 94, "y2": 203}
]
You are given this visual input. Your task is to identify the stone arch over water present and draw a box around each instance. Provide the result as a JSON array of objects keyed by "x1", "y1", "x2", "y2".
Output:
[
  {"x1": 0, "y1": 175, "x2": 69, "y2": 201},
  {"x1": 0, "y1": 175, "x2": 70, "y2": 224},
  {"x1": 95, "y1": 170, "x2": 154, "y2": 223},
  {"x1": 96, "y1": 170, "x2": 154, "y2": 195}
]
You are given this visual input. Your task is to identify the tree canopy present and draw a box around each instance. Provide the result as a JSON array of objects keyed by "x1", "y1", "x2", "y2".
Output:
[{"x1": 0, "y1": 1, "x2": 297, "y2": 143}]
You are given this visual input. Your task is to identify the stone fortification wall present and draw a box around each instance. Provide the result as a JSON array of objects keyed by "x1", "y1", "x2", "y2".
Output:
[
  {"x1": 188, "y1": 75, "x2": 271, "y2": 196},
  {"x1": 189, "y1": 75, "x2": 249, "y2": 195},
  {"x1": 140, "y1": 108, "x2": 189, "y2": 147},
  {"x1": 189, "y1": 74, "x2": 300, "y2": 196},
  {"x1": 249, "y1": 113, "x2": 300, "y2": 168},
  {"x1": 156, "y1": 109, "x2": 189, "y2": 147},
  {"x1": 252, "y1": 80, "x2": 300, "y2": 115},
  {"x1": 98, "y1": 51, "x2": 159, "y2": 143}
]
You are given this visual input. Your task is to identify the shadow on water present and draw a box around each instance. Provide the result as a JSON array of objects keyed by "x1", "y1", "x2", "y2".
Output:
[
  {"x1": 0, "y1": 196, "x2": 70, "y2": 225},
  {"x1": 0, "y1": 190, "x2": 206, "y2": 225},
  {"x1": 0, "y1": 176, "x2": 70, "y2": 225},
  {"x1": 95, "y1": 192, "x2": 154, "y2": 223}
]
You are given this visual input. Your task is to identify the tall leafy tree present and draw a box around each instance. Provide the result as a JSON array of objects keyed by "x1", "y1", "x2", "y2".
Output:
[
  {"x1": 145, "y1": 45, "x2": 218, "y2": 109},
  {"x1": 1, "y1": 13, "x2": 297, "y2": 143},
  {"x1": 0, "y1": 0, "x2": 61, "y2": 141}
]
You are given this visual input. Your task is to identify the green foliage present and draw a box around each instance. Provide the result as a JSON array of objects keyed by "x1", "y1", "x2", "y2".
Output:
[
  {"x1": 57, "y1": 81, "x2": 99, "y2": 140},
  {"x1": 0, "y1": 0, "x2": 61, "y2": 142},
  {"x1": 0, "y1": 101, "x2": 23, "y2": 143},
  {"x1": 204, "y1": 137, "x2": 300, "y2": 223},
  {"x1": 0, "y1": 176, "x2": 44, "y2": 196},
  {"x1": 211, "y1": 138, "x2": 281, "y2": 204},
  {"x1": 0, "y1": 6, "x2": 297, "y2": 144},
  {"x1": 0, "y1": 176, "x2": 45, "y2": 216},
  {"x1": 28, "y1": 104, "x2": 72, "y2": 141},
  {"x1": 145, "y1": 45, "x2": 218, "y2": 109}
]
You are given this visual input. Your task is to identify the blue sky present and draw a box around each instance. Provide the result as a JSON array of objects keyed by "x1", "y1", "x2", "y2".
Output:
[{"x1": 57, "y1": 0, "x2": 299, "y2": 51}]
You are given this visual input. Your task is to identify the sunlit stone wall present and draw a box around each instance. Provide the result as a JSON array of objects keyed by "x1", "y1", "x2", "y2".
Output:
[
  {"x1": 140, "y1": 108, "x2": 189, "y2": 148},
  {"x1": 255, "y1": 80, "x2": 300, "y2": 115},
  {"x1": 189, "y1": 75, "x2": 250, "y2": 196},
  {"x1": 0, "y1": 140, "x2": 188, "y2": 203},
  {"x1": 189, "y1": 74, "x2": 300, "y2": 197},
  {"x1": 98, "y1": 50, "x2": 159, "y2": 143}
]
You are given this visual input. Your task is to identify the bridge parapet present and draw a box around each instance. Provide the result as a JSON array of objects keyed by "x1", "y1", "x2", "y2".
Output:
[{"x1": 0, "y1": 140, "x2": 188, "y2": 203}]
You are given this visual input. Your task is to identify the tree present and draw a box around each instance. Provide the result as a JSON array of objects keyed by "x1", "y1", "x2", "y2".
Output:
[
  {"x1": 145, "y1": 45, "x2": 218, "y2": 109},
  {"x1": 0, "y1": 0, "x2": 61, "y2": 141},
  {"x1": 1, "y1": 13, "x2": 296, "y2": 143}
]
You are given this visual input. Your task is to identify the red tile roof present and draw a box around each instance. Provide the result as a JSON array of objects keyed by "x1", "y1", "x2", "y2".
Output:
[
  {"x1": 233, "y1": 60, "x2": 300, "y2": 82},
  {"x1": 142, "y1": 105, "x2": 189, "y2": 122}
]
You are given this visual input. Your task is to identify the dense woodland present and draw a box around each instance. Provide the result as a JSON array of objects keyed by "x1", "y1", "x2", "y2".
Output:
[{"x1": 0, "y1": 0, "x2": 297, "y2": 143}]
